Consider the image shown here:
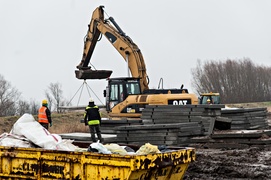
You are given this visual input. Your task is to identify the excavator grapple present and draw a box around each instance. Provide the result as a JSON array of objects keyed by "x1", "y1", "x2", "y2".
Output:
[{"x1": 75, "y1": 69, "x2": 112, "y2": 80}]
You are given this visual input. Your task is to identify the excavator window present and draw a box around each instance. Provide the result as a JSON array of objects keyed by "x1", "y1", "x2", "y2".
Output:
[
  {"x1": 212, "y1": 95, "x2": 220, "y2": 104},
  {"x1": 200, "y1": 95, "x2": 220, "y2": 104},
  {"x1": 110, "y1": 84, "x2": 119, "y2": 101},
  {"x1": 105, "y1": 32, "x2": 117, "y2": 43},
  {"x1": 119, "y1": 84, "x2": 124, "y2": 101},
  {"x1": 106, "y1": 78, "x2": 142, "y2": 111},
  {"x1": 126, "y1": 82, "x2": 140, "y2": 95}
]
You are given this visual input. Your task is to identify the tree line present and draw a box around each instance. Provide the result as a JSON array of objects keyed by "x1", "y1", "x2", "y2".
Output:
[
  {"x1": 1, "y1": 58, "x2": 271, "y2": 116},
  {"x1": 191, "y1": 58, "x2": 271, "y2": 104},
  {"x1": 0, "y1": 74, "x2": 69, "y2": 117}
]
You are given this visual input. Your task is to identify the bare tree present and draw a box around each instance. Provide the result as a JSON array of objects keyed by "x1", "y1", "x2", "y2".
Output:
[
  {"x1": 29, "y1": 99, "x2": 39, "y2": 115},
  {"x1": 191, "y1": 58, "x2": 271, "y2": 104},
  {"x1": 44, "y1": 91, "x2": 53, "y2": 111},
  {"x1": 0, "y1": 75, "x2": 21, "y2": 116},
  {"x1": 17, "y1": 100, "x2": 30, "y2": 115},
  {"x1": 16, "y1": 99, "x2": 40, "y2": 116},
  {"x1": 45, "y1": 82, "x2": 65, "y2": 113}
]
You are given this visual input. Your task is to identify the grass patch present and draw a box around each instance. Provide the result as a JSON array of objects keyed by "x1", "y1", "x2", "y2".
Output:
[
  {"x1": 0, "y1": 112, "x2": 89, "y2": 134},
  {"x1": 0, "y1": 103, "x2": 270, "y2": 135}
]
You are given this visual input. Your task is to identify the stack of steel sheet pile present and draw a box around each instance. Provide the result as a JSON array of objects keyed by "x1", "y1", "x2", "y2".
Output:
[
  {"x1": 115, "y1": 105, "x2": 225, "y2": 146},
  {"x1": 221, "y1": 107, "x2": 268, "y2": 130},
  {"x1": 100, "y1": 119, "x2": 142, "y2": 134},
  {"x1": 190, "y1": 107, "x2": 271, "y2": 149}
]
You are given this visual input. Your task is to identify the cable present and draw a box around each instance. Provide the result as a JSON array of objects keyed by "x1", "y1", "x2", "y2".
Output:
[
  {"x1": 77, "y1": 81, "x2": 85, "y2": 106},
  {"x1": 89, "y1": 62, "x2": 96, "y2": 70},
  {"x1": 67, "y1": 80, "x2": 105, "y2": 107},
  {"x1": 85, "y1": 82, "x2": 105, "y2": 105},
  {"x1": 67, "y1": 83, "x2": 84, "y2": 106},
  {"x1": 104, "y1": 9, "x2": 110, "y2": 18}
]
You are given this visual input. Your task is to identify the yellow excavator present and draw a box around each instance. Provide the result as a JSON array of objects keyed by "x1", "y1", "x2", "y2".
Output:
[
  {"x1": 75, "y1": 6, "x2": 198, "y2": 118},
  {"x1": 199, "y1": 92, "x2": 221, "y2": 104}
]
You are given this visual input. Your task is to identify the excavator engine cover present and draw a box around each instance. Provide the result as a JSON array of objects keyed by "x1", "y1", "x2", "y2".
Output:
[{"x1": 75, "y1": 69, "x2": 112, "y2": 80}]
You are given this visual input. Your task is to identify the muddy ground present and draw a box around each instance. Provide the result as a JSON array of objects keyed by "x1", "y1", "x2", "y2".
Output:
[
  {"x1": 184, "y1": 146, "x2": 271, "y2": 179},
  {"x1": 1, "y1": 104, "x2": 271, "y2": 179},
  {"x1": 184, "y1": 106, "x2": 271, "y2": 180}
]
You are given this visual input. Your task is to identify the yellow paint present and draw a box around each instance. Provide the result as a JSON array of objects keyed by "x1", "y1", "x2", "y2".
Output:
[{"x1": 0, "y1": 146, "x2": 195, "y2": 179}]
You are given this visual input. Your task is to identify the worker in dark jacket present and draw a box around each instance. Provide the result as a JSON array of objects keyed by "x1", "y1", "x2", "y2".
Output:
[
  {"x1": 38, "y1": 99, "x2": 52, "y2": 130},
  {"x1": 84, "y1": 98, "x2": 103, "y2": 143}
]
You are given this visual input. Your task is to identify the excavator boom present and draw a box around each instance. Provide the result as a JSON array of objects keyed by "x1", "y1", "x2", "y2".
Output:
[
  {"x1": 76, "y1": 6, "x2": 149, "y2": 92},
  {"x1": 77, "y1": 6, "x2": 103, "y2": 69}
]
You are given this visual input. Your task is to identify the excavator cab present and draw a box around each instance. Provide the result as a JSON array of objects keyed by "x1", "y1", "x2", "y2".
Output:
[
  {"x1": 104, "y1": 77, "x2": 142, "y2": 112},
  {"x1": 199, "y1": 92, "x2": 221, "y2": 104},
  {"x1": 104, "y1": 77, "x2": 197, "y2": 116}
]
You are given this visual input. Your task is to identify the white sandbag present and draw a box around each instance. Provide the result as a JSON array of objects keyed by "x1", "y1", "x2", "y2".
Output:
[
  {"x1": 136, "y1": 143, "x2": 161, "y2": 155},
  {"x1": 89, "y1": 142, "x2": 112, "y2": 154},
  {"x1": 10, "y1": 113, "x2": 60, "y2": 149},
  {"x1": 10, "y1": 113, "x2": 78, "y2": 151},
  {"x1": 38, "y1": 133, "x2": 63, "y2": 150},
  {"x1": 6, "y1": 114, "x2": 77, "y2": 151},
  {"x1": 0, "y1": 133, "x2": 34, "y2": 148},
  {"x1": 56, "y1": 139, "x2": 78, "y2": 151},
  {"x1": 11, "y1": 113, "x2": 53, "y2": 148},
  {"x1": 104, "y1": 143, "x2": 128, "y2": 155},
  {"x1": 10, "y1": 113, "x2": 46, "y2": 136}
]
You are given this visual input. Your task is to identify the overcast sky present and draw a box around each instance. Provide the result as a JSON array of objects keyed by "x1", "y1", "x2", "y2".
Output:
[{"x1": 1, "y1": 0, "x2": 271, "y2": 106}]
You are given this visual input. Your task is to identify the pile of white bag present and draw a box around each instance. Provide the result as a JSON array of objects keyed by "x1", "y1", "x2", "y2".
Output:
[
  {"x1": 88, "y1": 142, "x2": 161, "y2": 155},
  {"x1": 0, "y1": 113, "x2": 77, "y2": 151},
  {"x1": 0, "y1": 113, "x2": 163, "y2": 155}
]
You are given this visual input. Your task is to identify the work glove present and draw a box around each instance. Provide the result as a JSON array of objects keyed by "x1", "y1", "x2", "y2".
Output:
[
  {"x1": 84, "y1": 119, "x2": 88, "y2": 126},
  {"x1": 50, "y1": 122, "x2": 52, "y2": 127}
]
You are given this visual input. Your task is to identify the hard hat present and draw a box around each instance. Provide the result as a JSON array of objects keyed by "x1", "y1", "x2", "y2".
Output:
[
  {"x1": 207, "y1": 99, "x2": 211, "y2": 102},
  {"x1": 42, "y1": 99, "x2": 48, "y2": 105},
  {"x1": 89, "y1": 98, "x2": 94, "y2": 103}
]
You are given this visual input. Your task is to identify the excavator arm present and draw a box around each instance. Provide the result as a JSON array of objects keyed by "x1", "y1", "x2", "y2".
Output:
[
  {"x1": 75, "y1": 6, "x2": 199, "y2": 118},
  {"x1": 76, "y1": 6, "x2": 149, "y2": 92},
  {"x1": 77, "y1": 6, "x2": 104, "y2": 69}
]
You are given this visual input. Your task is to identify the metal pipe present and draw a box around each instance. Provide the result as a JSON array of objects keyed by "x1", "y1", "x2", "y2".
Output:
[
  {"x1": 109, "y1": 17, "x2": 126, "y2": 36},
  {"x1": 126, "y1": 53, "x2": 130, "y2": 77}
]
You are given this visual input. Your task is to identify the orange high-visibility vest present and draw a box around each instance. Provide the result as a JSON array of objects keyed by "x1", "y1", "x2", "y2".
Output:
[{"x1": 38, "y1": 106, "x2": 49, "y2": 123}]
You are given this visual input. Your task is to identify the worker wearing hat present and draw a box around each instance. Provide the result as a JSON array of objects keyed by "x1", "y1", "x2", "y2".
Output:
[
  {"x1": 38, "y1": 99, "x2": 52, "y2": 130},
  {"x1": 84, "y1": 98, "x2": 103, "y2": 143}
]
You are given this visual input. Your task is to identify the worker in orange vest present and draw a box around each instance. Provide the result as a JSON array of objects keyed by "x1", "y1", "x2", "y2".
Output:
[{"x1": 38, "y1": 99, "x2": 52, "y2": 130}]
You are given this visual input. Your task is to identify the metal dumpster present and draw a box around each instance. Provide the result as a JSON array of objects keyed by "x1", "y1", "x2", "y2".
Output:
[{"x1": 0, "y1": 145, "x2": 195, "y2": 179}]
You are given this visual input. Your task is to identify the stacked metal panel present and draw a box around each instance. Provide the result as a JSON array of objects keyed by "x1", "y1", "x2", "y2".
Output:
[
  {"x1": 114, "y1": 105, "x2": 224, "y2": 146},
  {"x1": 115, "y1": 124, "x2": 179, "y2": 146},
  {"x1": 190, "y1": 129, "x2": 271, "y2": 149},
  {"x1": 100, "y1": 119, "x2": 142, "y2": 134},
  {"x1": 221, "y1": 108, "x2": 268, "y2": 130},
  {"x1": 141, "y1": 105, "x2": 224, "y2": 135},
  {"x1": 115, "y1": 122, "x2": 203, "y2": 146}
]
